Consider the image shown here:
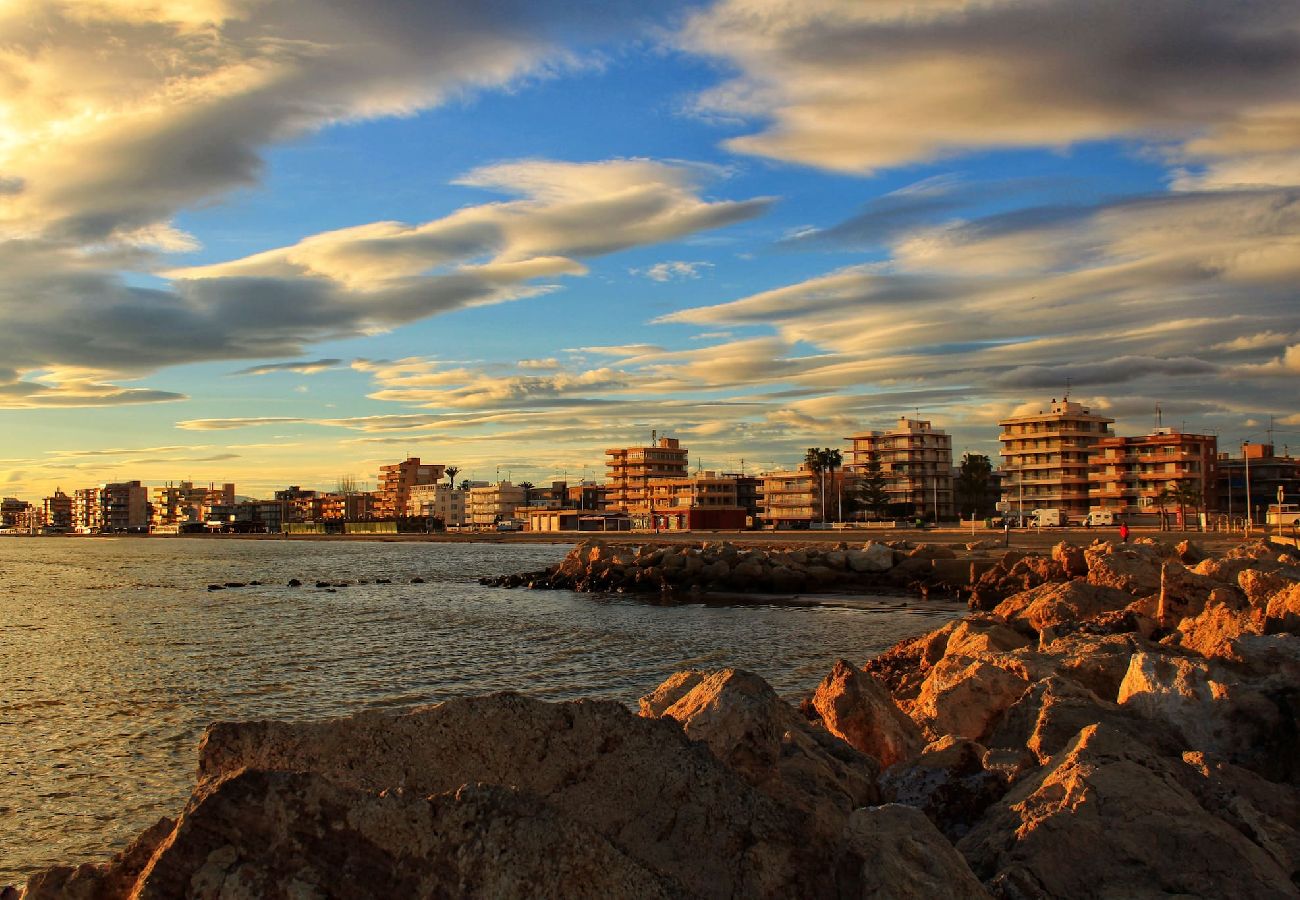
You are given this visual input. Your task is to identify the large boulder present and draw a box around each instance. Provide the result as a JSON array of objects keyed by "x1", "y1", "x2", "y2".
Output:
[
  {"x1": 1157, "y1": 560, "x2": 1237, "y2": 625},
  {"x1": 880, "y1": 736, "x2": 1012, "y2": 840},
  {"x1": 908, "y1": 655, "x2": 1030, "y2": 742},
  {"x1": 1174, "y1": 598, "x2": 1260, "y2": 659},
  {"x1": 811, "y1": 659, "x2": 924, "y2": 767},
  {"x1": 1085, "y1": 543, "x2": 1163, "y2": 595},
  {"x1": 1181, "y1": 752, "x2": 1300, "y2": 882},
  {"x1": 656, "y1": 668, "x2": 880, "y2": 840},
  {"x1": 1265, "y1": 582, "x2": 1300, "y2": 634},
  {"x1": 847, "y1": 542, "x2": 896, "y2": 573},
  {"x1": 993, "y1": 581, "x2": 1133, "y2": 633},
  {"x1": 131, "y1": 774, "x2": 681, "y2": 899},
  {"x1": 1050, "y1": 541, "x2": 1088, "y2": 578},
  {"x1": 958, "y1": 724, "x2": 1298, "y2": 899},
  {"x1": 839, "y1": 804, "x2": 991, "y2": 900},
  {"x1": 637, "y1": 670, "x2": 706, "y2": 717},
  {"x1": 943, "y1": 619, "x2": 1034, "y2": 657},
  {"x1": 1117, "y1": 652, "x2": 1293, "y2": 779},
  {"x1": 196, "y1": 693, "x2": 836, "y2": 898}
]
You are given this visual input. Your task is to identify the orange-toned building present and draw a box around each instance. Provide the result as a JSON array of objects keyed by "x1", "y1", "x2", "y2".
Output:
[
  {"x1": 374, "y1": 457, "x2": 444, "y2": 520},
  {"x1": 1089, "y1": 427, "x2": 1217, "y2": 519},
  {"x1": 644, "y1": 472, "x2": 748, "y2": 530},
  {"x1": 999, "y1": 399, "x2": 1115, "y2": 520},
  {"x1": 604, "y1": 436, "x2": 688, "y2": 519}
]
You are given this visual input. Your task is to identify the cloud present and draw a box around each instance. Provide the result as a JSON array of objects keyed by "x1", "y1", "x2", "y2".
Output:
[
  {"x1": 176, "y1": 416, "x2": 305, "y2": 431},
  {"x1": 681, "y1": 0, "x2": 1300, "y2": 183},
  {"x1": 2, "y1": 159, "x2": 768, "y2": 378},
  {"x1": 0, "y1": 0, "x2": 642, "y2": 243},
  {"x1": 230, "y1": 359, "x2": 344, "y2": 376},
  {"x1": 632, "y1": 260, "x2": 714, "y2": 281},
  {"x1": 0, "y1": 368, "x2": 187, "y2": 409}
]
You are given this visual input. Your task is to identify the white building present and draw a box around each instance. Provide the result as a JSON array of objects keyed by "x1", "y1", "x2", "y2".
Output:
[{"x1": 406, "y1": 483, "x2": 469, "y2": 527}]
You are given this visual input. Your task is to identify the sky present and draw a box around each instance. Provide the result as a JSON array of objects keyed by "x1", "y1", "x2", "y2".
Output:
[{"x1": 3, "y1": 0, "x2": 1300, "y2": 499}]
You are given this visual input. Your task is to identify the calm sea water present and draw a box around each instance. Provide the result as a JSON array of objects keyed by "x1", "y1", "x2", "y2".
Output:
[{"x1": 0, "y1": 537, "x2": 960, "y2": 883}]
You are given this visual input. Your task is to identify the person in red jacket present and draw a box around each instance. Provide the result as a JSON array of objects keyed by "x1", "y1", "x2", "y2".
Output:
[{"x1": 1119, "y1": 522, "x2": 1130, "y2": 543}]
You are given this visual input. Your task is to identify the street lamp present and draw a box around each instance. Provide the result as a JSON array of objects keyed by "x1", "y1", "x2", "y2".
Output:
[{"x1": 1244, "y1": 440, "x2": 1253, "y2": 531}]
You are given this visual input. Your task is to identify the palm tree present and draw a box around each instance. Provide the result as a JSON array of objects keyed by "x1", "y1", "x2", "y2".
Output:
[
  {"x1": 1171, "y1": 479, "x2": 1203, "y2": 531},
  {"x1": 1154, "y1": 484, "x2": 1175, "y2": 531},
  {"x1": 518, "y1": 481, "x2": 535, "y2": 506},
  {"x1": 444, "y1": 466, "x2": 460, "y2": 491},
  {"x1": 823, "y1": 448, "x2": 844, "y2": 522},
  {"x1": 804, "y1": 447, "x2": 826, "y2": 522}
]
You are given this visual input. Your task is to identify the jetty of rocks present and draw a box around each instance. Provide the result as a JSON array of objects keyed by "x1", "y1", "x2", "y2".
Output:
[{"x1": 10, "y1": 537, "x2": 1300, "y2": 898}]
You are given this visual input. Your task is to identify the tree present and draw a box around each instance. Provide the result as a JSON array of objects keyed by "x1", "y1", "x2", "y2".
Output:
[
  {"x1": 804, "y1": 447, "x2": 826, "y2": 521},
  {"x1": 519, "y1": 481, "x2": 535, "y2": 506},
  {"x1": 458, "y1": 479, "x2": 472, "y2": 491},
  {"x1": 823, "y1": 448, "x2": 844, "y2": 522},
  {"x1": 444, "y1": 466, "x2": 460, "y2": 491},
  {"x1": 853, "y1": 451, "x2": 890, "y2": 518},
  {"x1": 1171, "y1": 479, "x2": 1203, "y2": 531},
  {"x1": 954, "y1": 453, "x2": 994, "y2": 518},
  {"x1": 1154, "y1": 485, "x2": 1175, "y2": 531}
]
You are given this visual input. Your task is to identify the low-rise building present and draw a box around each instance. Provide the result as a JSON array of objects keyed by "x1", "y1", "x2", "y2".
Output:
[
  {"x1": 1215, "y1": 443, "x2": 1300, "y2": 524},
  {"x1": 469, "y1": 482, "x2": 526, "y2": 526},
  {"x1": 761, "y1": 465, "x2": 834, "y2": 528},
  {"x1": 644, "y1": 471, "x2": 747, "y2": 530},
  {"x1": 406, "y1": 482, "x2": 468, "y2": 527}
]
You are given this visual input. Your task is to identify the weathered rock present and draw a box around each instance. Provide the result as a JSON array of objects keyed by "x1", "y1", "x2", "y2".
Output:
[
  {"x1": 659, "y1": 668, "x2": 880, "y2": 840},
  {"x1": 1265, "y1": 582, "x2": 1300, "y2": 634},
  {"x1": 1175, "y1": 597, "x2": 1261, "y2": 659},
  {"x1": 1194, "y1": 554, "x2": 1259, "y2": 583},
  {"x1": 811, "y1": 659, "x2": 923, "y2": 767},
  {"x1": 943, "y1": 619, "x2": 1034, "y2": 657},
  {"x1": 1037, "y1": 631, "x2": 1156, "y2": 701},
  {"x1": 1157, "y1": 559, "x2": 1235, "y2": 625},
  {"x1": 1241, "y1": 567, "x2": 1297, "y2": 611},
  {"x1": 1181, "y1": 752, "x2": 1300, "y2": 881},
  {"x1": 1176, "y1": 539, "x2": 1206, "y2": 564},
  {"x1": 638, "y1": 670, "x2": 706, "y2": 717},
  {"x1": 17, "y1": 816, "x2": 174, "y2": 900},
  {"x1": 840, "y1": 804, "x2": 991, "y2": 900},
  {"x1": 1050, "y1": 541, "x2": 1088, "y2": 578},
  {"x1": 994, "y1": 580, "x2": 1133, "y2": 633},
  {"x1": 908, "y1": 655, "x2": 1030, "y2": 741},
  {"x1": 847, "y1": 542, "x2": 894, "y2": 573},
  {"x1": 958, "y1": 723, "x2": 1299, "y2": 899},
  {"x1": 880, "y1": 736, "x2": 1010, "y2": 840},
  {"x1": 1117, "y1": 652, "x2": 1293, "y2": 779},
  {"x1": 197, "y1": 693, "x2": 837, "y2": 898},
  {"x1": 1085, "y1": 542, "x2": 1164, "y2": 595},
  {"x1": 130, "y1": 774, "x2": 681, "y2": 899}
]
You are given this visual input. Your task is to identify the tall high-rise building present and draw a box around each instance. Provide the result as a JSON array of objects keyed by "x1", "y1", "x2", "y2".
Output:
[
  {"x1": 102, "y1": 481, "x2": 149, "y2": 532},
  {"x1": 374, "y1": 457, "x2": 444, "y2": 519},
  {"x1": 604, "y1": 436, "x2": 688, "y2": 518},
  {"x1": 999, "y1": 399, "x2": 1114, "y2": 519},
  {"x1": 847, "y1": 417, "x2": 954, "y2": 520},
  {"x1": 73, "y1": 487, "x2": 103, "y2": 533}
]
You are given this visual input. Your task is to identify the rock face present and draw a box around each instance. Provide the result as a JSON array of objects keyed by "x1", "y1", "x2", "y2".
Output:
[
  {"x1": 841, "y1": 804, "x2": 991, "y2": 900},
  {"x1": 958, "y1": 724, "x2": 1299, "y2": 899},
  {"x1": 811, "y1": 659, "x2": 923, "y2": 767},
  {"x1": 993, "y1": 580, "x2": 1133, "y2": 633},
  {"x1": 908, "y1": 654, "x2": 1030, "y2": 741}
]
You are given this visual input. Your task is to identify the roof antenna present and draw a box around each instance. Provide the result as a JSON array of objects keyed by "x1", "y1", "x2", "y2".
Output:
[
  {"x1": 1155, "y1": 403, "x2": 1162, "y2": 429},
  {"x1": 1063, "y1": 377, "x2": 1071, "y2": 402}
]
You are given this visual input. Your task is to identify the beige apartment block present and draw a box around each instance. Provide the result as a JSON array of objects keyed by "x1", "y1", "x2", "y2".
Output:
[
  {"x1": 604, "y1": 436, "x2": 688, "y2": 516},
  {"x1": 1090, "y1": 428, "x2": 1217, "y2": 517},
  {"x1": 375, "y1": 457, "x2": 445, "y2": 520},
  {"x1": 469, "y1": 482, "x2": 526, "y2": 526},
  {"x1": 151, "y1": 481, "x2": 235, "y2": 529},
  {"x1": 847, "y1": 417, "x2": 954, "y2": 520},
  {"x1": 42, "y1": 489, "x2": 73, "y2": 530},
  {"x1": 103, "y1": 480, "x2": 149, "y2": 532},
  {"x1": 72, "y1": 487, "x2": 103, "y2": 533},
  {"x1": 1000, "y1": 399, "x2": 1115, "y2": 519},
  {"x1": 643, "y1": 471, "x2": 748, "y2": 530},
  {"x1": 407, "y1": 482, "x2": 469, "y2": 526},
  {"x1": 761, "y1": 465, "x2": 845, "y2": 528}
]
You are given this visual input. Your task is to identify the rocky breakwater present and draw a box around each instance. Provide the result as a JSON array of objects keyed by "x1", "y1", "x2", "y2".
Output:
[
  {"x1": 481, "y1": 536, "x2": 1005, "y2": 597},
  {"x1": 11, "y1": 537, "x2": 1300, "y2": 898}
]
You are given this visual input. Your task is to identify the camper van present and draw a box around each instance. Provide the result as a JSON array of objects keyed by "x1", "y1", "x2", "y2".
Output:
[
  {"x1": 1030, "y1": 508, "x2": 1067, "y2": 527},
  {"x1": 1085, "y1": 510, "x2": 1118, "y2": 528},
  {"x1": 1268, "y1": 504, "x2": 1300, "y2": 527}
]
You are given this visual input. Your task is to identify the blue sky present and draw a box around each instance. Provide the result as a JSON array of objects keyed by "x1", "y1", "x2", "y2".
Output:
[{"x1": 3, "y1": 0, "x2": 1299, "y2": 497}]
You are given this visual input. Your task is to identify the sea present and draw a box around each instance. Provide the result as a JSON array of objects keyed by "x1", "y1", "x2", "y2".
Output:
[{"x1": 0, "y1": 537, "x2": 962, "y2": 884}]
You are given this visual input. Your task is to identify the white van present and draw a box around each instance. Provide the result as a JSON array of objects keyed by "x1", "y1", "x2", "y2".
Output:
[{"x1": 1085, "y1": 510, "x2": 1117, "y2": 527}]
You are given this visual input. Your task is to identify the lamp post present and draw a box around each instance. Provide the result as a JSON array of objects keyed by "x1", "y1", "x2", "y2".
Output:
[{"x1": 1243, "y1": 440, "x2": 1253, "y2": 532}]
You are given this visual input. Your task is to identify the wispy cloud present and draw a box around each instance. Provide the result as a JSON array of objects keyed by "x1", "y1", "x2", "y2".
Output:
[{"x1": 631, "y1": 260, "x2": 714, "y2": 281}]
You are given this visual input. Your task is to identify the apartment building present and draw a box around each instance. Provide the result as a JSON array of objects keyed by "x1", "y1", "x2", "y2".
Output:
[
  {"x1": 1089, "y1": 428, "x2": 1217, "y2": 519},
  {"x1": 0, "y1": 497, "x2": 31, "y2": 529},
  {"x1": 102, "y1": 481, "x2": 149, "y2": 532},
  {"x1": 604, "y1": 436, "x2": 688, "y2": 517},
  {"x1": 847, "y1": 417, "x2": 954, "y2": 520},
  {"x1": 999, "y1": 399, "x2": 1115, "y2": 519},
  {"x1": 151, "y1": 481, "x2": 236, "y2": 530},
  {"x1": 469, "y1": 482, "x2": 526, "y2": 526},
  {"x1": 1215, "y1": 443, "x2": 1300, "y2": 523},
  {"x1": 407, "y1": 482, "x2": 468, "y2": 527},
  {"x1": 43, "y1": 489, "x2": 73, "y2": 530},
  {"x1": 374, "y1": 457, "x2": 445, "y2": 520},
  {"x1": 761, "y1": 465, "x2": 846, "y2": 528},
  {"x1": 644, "y1": 472, "x2": 747, "y2": 530},
  {"x1": 73, "y1": 487, "x2": 102, "y2": 533}
]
